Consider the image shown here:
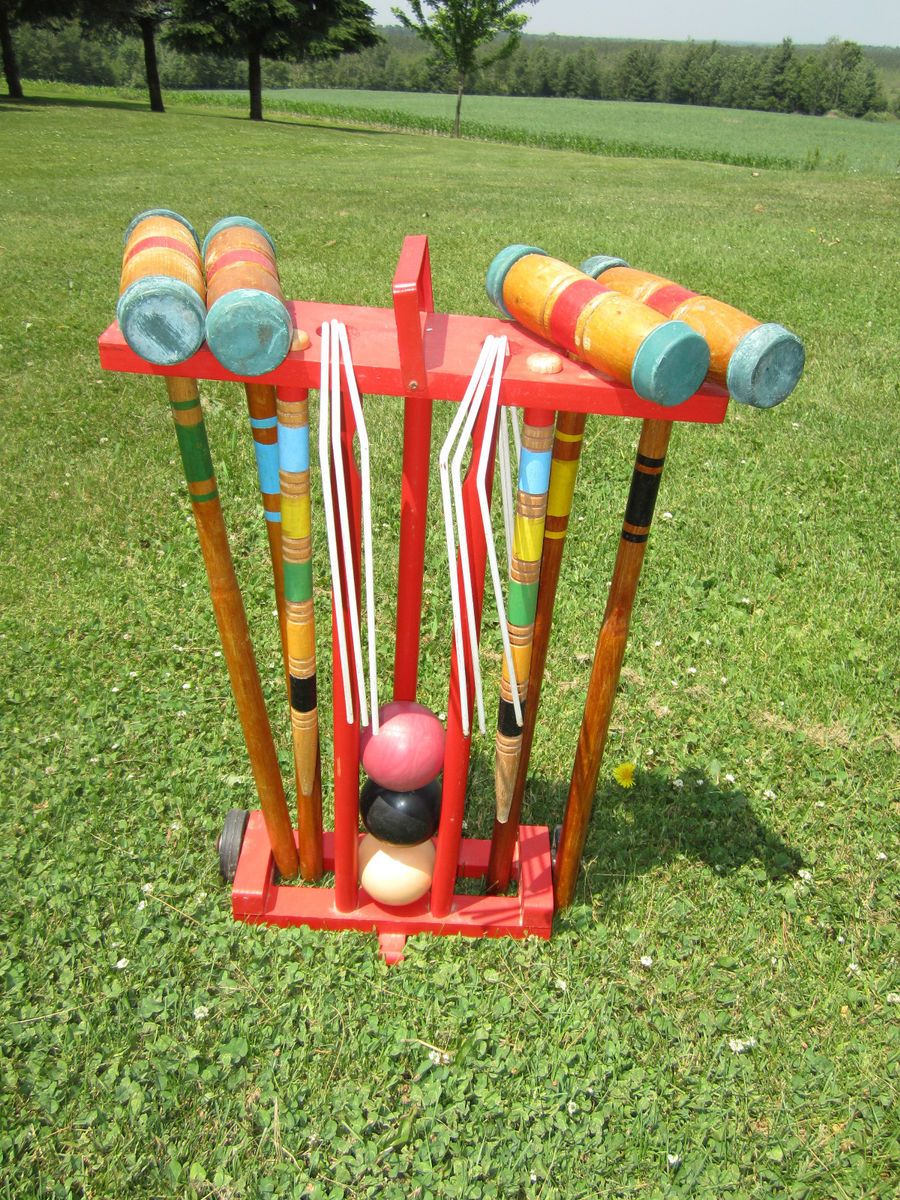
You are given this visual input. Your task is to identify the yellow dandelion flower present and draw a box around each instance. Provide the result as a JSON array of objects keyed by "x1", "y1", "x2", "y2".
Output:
[{"x1": 613, "y1": 761, "x2": 636, "y2": 789}]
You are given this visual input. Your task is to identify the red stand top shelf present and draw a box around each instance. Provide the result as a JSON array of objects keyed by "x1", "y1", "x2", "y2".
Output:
[
  {"x1": 98, "y1": 305, "x2": 728, "y2": 423},
  {"x1": 100, "y1": 235, "x2": 729, "y2": 425}
]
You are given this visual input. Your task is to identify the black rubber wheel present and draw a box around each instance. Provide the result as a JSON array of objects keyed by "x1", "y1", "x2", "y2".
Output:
[
  {"x1": 217, "y1": 809, "x2": 249, "y2": 882},
  {"x1": 550, "y1": 824, "x2": 563, "y2": 869}
]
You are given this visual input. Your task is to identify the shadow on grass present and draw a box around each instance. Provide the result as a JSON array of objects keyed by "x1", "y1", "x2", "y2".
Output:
[
  {"x1": 178, "y1": 108, "x2": 401, "y2": 136},
  {"x1": 520, "y1": 765, "x2": 802, "y2": 907},
  {"x1": 0, "y1": 93, "x2": 153, "y2": 114},
  {"x1": 0, "y1": 92, "x2": 401, "y2": 137}
]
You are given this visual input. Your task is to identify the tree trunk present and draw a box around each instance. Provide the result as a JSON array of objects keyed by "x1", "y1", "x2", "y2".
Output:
[
  {"x1": 139, "y1": 17, "x2": 164, "y2": 113},
  {"x1": 454, "y1": 77, "x2": 464, "y2": 137},
  {"x1": 0, "y1": 6, "x2": 24, "y2": 100},
  {"x1": 248, "y1": 48, "x2": 263, "y2": 121}
]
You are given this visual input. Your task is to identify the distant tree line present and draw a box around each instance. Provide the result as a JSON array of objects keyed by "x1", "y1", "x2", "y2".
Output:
[{"x1": 9, "y1": 21, "x2": 896, "y2": 119}]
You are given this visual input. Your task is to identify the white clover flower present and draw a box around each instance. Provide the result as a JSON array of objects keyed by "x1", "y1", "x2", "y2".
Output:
[
  {"x1": 428, "y1": 1049, "x2": 441, "y2": 1065},
  {"x1": 194, "y1": 1005, "x2": 210, "y2": 1020},
  {"x1": 673, "y1": 778, "x2": 684, "y2": 789},
  {"x1": 687, "y1": 667, "x2": 697, "y2": 675},
  {"x1": 728, "y1": 1037, "x2": 756, "y2": 1054},
  {"x1": 142, "y1": 882, "x2": 154, "y2": 894},
  {"x1": 763, "y1": 789, "x2": 777, "y2": 801},
  {"x1": 653, "y1": 639, "x2": 662, "y2": 647},
  {"x1": 114, "y1": 958, "x2": 129, "y2": 971},
  {"x1": 661, "y1": 511, "x2": 673, "y2": 521},
  {"x1": 640, "y1": 955, "x2": 653, "y2": 969},
  {"x1": 567, "y1": 1100, "x2": 578, "y2": 1115},
  {"x1": 137, "y1": 900, "x2": 147, "y2": 911},
  {"x1": 667, "y1": 1153, "x2": 682, "y2": 1169},
  {"x1": 555, "y1": 978, "x2": 568, "y2": 992},
  {"x1": 849, "y1": 963, "x2": 860, "y2": 974},
  {"x1": 876, "y1": 852, "x2": 887, "y2": 861},
  {"x1": 886, "y1": 993, "x2": 900, "y2": 1005},
  {"x1": 182, "y1": 682, "x2": 191, "y2": 690},
  {"x1": 111, "y1": 686, "x2": 120, "y2": 694},
  {"x1": 725, "y1": 773, "x2": 736, "y2": 784}
]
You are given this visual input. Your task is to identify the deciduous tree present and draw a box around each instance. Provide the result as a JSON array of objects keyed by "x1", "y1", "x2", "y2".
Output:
[{"x1": 391, "y1": 0, "x2": 535, "y2": 136}]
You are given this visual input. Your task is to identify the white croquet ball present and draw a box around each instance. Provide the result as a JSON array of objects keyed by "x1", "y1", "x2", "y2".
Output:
[{"x1": 358, "y1": 833, "x2": 435, "y2": 907}]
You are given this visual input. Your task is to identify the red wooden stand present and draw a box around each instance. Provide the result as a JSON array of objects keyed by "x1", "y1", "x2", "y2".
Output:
[
  {"x1": 233, "y1": 811, "x2": 554, "y2": 964},
  {"x1": 100, "y1": 235, "x2": 730, "y2": 964}
]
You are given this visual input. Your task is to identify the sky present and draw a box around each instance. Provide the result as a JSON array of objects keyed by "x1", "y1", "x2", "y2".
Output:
[{"x1": 373, "y1": 1, "x2": 900, "y2": 48}]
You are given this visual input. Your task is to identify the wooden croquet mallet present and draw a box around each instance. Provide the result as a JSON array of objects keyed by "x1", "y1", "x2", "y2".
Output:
[
  {"x1": 486, "y1": 245, "x2": 710, "y2": 407},
  {"x1": 487, "y1": 408, "x2": 587, "y2": 892},
  {"x1": 165, "y1": 375, "x2": 300, "y2": 880},
  {"x1": 580, "y1": 255, "x2": 805, "y2": 409},
  {"x1": 117, "y1": 209, "x2": 207, "y2": 366},
  {"x1": 118, "y1": 210, "x2": 299, "y2": 879},
  {"x1": 277, "y1": 385, "x2": 323, "y2": 880},
  {"x1": 203, "y1": 216, "x2": 293, "y2": 377},
  {"x1": 553, "y1": 418, "x2": 672, "y2": 909},
  {"x1": 494, "y1": 410, "x2": 555, "y2": 823}
]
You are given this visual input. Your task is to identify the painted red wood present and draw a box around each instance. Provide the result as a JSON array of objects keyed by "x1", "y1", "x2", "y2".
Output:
[
  {"x1": 99, "y1": 309, "x2": 728, "y2": 423},
  {"x1": 392, "y1": 236, "x2": 435, "y2": 700},
  {"x1": 231, "y1": 813, "x2": 554, "y2": 955}
]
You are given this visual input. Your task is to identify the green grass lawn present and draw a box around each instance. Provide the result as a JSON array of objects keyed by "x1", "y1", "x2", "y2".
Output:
[
  {"x1": 187, "y1": 85, "x2": 900, "y2": 175},
  {"x1": 1, "y1": 86, "x2": 898, "y2": 1199}
]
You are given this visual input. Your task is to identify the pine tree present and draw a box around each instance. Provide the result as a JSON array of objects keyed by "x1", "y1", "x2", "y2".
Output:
[{"x1": 168, "y1": 0, "x2": 379, "y2": 120}]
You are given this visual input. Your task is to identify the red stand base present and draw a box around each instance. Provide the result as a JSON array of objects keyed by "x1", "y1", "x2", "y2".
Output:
[{"x1": 232, "y1": 812, "x2": 554, "y2": 963}]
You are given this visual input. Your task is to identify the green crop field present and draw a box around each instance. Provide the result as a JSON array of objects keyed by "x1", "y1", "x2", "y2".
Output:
[
  {"x1": 1, "y1": 85, "x2": 898, "y2": 1199},
  {"x1": 188, "y1": 85, "x2": 900, "y2": 175}
]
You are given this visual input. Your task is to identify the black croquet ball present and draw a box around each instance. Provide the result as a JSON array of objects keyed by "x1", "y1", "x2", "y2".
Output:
[{"x1": 360, "y1": 776, "x2": 441, "y2": 846}]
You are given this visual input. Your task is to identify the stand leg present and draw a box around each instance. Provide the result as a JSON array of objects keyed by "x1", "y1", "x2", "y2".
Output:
[{"x1": 554, "y1": 417, "x2": 673, "y2": 910}]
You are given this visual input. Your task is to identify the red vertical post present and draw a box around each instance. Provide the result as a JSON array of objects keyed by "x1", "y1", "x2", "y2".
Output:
[
  {"x1": 430, "y1": 398, "x2": 500, "y2": 920},
  {"x1": 331, "y1": 369, "x2": 363, "y2": 913},
  {"x1": 392, "y1": 236, "x2": 435, "y2": 701}
]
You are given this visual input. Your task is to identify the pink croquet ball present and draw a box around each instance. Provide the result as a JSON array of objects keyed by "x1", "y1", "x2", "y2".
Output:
[{"x1": 359, "y1": 700, "x2": 446, "y2": 792}]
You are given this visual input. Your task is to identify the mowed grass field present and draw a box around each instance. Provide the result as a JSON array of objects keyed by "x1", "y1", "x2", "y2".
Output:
[
  {"x1": 1, "y1": 86, "x2": 898, "y2": 1198},
  {"x1": 190, "y1": 85, "x2": 900, "y2": 174}
]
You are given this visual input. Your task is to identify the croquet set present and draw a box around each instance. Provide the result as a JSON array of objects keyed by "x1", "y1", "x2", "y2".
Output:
[{"x1": 99, "y1": 209, "x2": 804, "y2": 962}]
